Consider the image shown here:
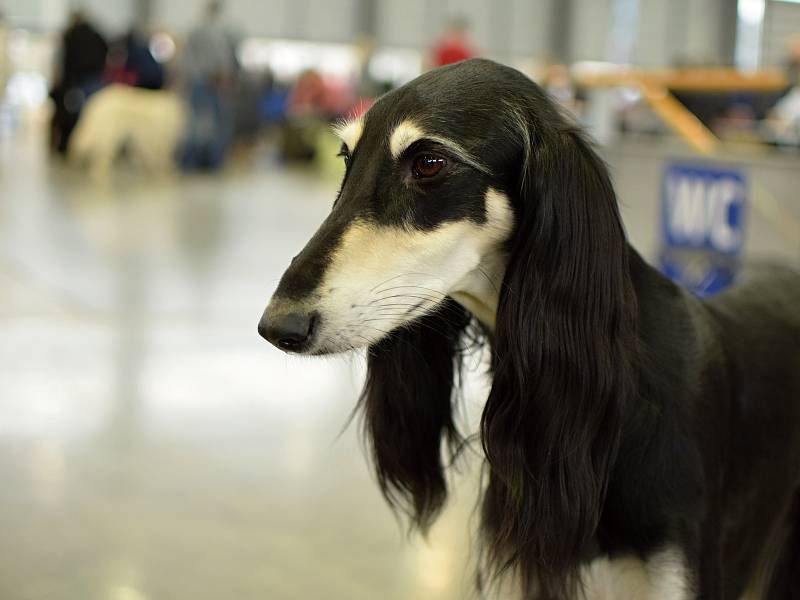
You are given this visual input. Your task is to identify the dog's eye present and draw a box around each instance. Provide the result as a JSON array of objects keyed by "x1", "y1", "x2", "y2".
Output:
[
  {"x1": 336, "y1": 145, "x2": 351, "y2": 168},
  {"x1": 412, "y1": 154, "x2": 447, "y2": 179}
]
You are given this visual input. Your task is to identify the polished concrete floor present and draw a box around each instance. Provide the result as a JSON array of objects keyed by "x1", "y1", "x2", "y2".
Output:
[
  {"x1": 0, "y1": 129, "x2": 489, "y2": 600},
  {"x1": 0, "y1": 127, "x2": 797, "y2": 600}
]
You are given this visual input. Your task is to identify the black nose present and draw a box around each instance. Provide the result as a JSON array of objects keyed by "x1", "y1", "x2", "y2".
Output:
[{"x1": 258, "y1": 311, "x2": 317, "y2": 352}]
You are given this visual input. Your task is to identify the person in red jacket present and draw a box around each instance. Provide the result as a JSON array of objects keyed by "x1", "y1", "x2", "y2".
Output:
[{"x1": 431, "y1": 17, "x2": 475, "y2": 68}]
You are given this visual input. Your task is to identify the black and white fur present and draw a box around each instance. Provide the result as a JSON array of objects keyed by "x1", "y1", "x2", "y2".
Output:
[{"x1": 258, "y1": 59, "x2": 800, "y2": 599}]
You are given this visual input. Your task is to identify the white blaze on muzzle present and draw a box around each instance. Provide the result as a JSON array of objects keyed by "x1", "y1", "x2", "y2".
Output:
[{"x1": 305, "y1": 187, "x2": 513, "y2": 352}]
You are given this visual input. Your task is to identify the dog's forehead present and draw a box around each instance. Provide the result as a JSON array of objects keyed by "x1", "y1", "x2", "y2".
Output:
[
  {"x1": 357, "y1": 90, "x2": 500, "y2": 155},
  {"x1": 353, "y1": 63, "x2": 491, "y2": 130},
  {"x1": 337, "y1": 60, "x2": 542, "y2": 155}
]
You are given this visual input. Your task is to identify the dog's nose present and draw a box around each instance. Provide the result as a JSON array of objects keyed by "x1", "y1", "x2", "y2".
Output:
[{"x1": 258, "y1": 311, "x2": 316, "y2": 352}]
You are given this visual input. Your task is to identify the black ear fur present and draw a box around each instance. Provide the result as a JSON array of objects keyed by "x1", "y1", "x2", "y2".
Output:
[
  {"x1": 360, "y1": 299, "x2": 472, "y2": 531},
  {"x1": 481, "y1": 116, "x2": 638, "y2": 596}
]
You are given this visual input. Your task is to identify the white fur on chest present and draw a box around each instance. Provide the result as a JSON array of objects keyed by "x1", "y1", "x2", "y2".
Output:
[
  {"x1": 580, "y1": 548, "x2": 691, "y2": 600},
  {"x1": 480, "y1": 547, "x2": 692, "y2": 600}
]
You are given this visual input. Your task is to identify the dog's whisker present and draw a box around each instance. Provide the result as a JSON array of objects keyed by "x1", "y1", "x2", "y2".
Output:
[
  {"x1": 360, "y1": 309, "x2": 428, "y2": 318},
  {"x1": 370, "y1": 295, "x2": 446, "y2": 307},
  {"x1": 367, "y1": 301, "x2": 436, "y2": 314},
  {"x1": 368, "y1": 273, "x2": 413, "y2": 294},
  {"x1": 362, "y1": 293, "x2": 444, "y2": 304},
  {"x1": 358, "y1": 323, "x2": 404, "y2": 338},
  {"x1": 368, "y1": 297, "x2": 441, "y2": 308},
  {"x1": 476, "y1": 266, "x2": 500, "y2": 292},
  {"x1": 370, "y1": 273, "x2": 447, "y2": 294},
  {"x1": 372, "y1": 285, "x2": 448, "y2": 298},
  {"x1": 372, "y1": 287, "x2": 447, "y2": 302},
  {"x1": 351, "y1": 304, "x2": 424, "y2": 310}
]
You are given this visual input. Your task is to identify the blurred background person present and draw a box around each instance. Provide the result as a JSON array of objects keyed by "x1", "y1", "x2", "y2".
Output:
[
  {"x1": 280, "y1": 68, "x2": 349, "y2": 163},
  {"x1": 48, "y1": 9, "x2": 108, "y2": 155},
  {"x1": 286, "y1": 69, "x2": 338, "y2": 119},
  {"x1": 431, "y1": 16, "x2": 475, "y2": 67},
  {"x1": 105, "y1": 27, "x2": 166, "y2": 91},
  {"x1": 179, "y1": 0, "x2": 237, "y2": 171}
]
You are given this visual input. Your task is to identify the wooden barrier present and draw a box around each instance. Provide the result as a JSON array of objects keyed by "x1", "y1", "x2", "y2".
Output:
[{"x1": 573, "y1": 68, "x2": 789, "y2": 156}]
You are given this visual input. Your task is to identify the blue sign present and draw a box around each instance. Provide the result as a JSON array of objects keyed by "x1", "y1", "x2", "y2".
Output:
[{"x1": 659, "y1": 163, "x2": 746, "y2": 296}]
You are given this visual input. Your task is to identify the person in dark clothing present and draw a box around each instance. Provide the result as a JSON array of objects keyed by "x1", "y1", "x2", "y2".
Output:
[
  {"x1": 49, "y1": 11, "x2": 108, "y2": 154},
  {"x1": 106, "y1": 29, "x2": 165, "y2": 91}
]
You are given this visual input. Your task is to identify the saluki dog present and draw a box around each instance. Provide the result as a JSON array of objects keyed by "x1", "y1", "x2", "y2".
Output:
[
  {"x1": 258, "y1": 59, "x2": 800, "y2": 599},
  {"x1": 69, "y1": 84, "x2": 186, "y2": 181}
]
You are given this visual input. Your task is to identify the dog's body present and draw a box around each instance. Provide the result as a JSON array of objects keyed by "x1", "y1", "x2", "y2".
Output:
[
  {"x1": 69, "y1": 84, "x2": 186, "y2": 181},
  {"x1": 575, "y1": 256, "x2": 800, "y2": 600},
  {"x1": 258, "y1": 59, "x2": 800, "y2": 599}
]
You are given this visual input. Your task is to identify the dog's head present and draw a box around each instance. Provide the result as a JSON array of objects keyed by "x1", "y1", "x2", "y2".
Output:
[
  {"x1": 258, "y1": 59, "x2": 535, "y2": 353},
  {"x1": 259, "y1": 59, "x2": 638, "y2": 597}
]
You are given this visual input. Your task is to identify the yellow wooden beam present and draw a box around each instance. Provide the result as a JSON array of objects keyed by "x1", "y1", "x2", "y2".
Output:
[
  {"x1": 574, "y1": 68, "x2": 788, "y2": 93},
  {"x1": 637, "y1": 80, "x2": 717, "y2": 156}
]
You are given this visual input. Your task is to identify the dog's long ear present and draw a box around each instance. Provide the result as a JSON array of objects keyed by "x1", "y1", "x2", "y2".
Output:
[
  {"x1": 360, "y1": 298, "x2": 471, "y2": 531},
  {"x1": 481, "y1": 117, "x2": 638, "y2": 595}
]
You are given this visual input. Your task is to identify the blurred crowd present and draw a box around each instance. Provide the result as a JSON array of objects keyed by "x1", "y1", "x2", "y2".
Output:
[
  {"x1": 3, "y1": 1, "x2": 800, "y2": 178},
  {"x1": 32, "y1": 3, "x2": 492, "y2": 177},
  {"x1": 48, "y1": 2, "x2": 248, "y2": 172}
]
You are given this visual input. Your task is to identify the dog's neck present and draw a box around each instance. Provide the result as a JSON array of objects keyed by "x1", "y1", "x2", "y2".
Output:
[{"x1": 449, "y1": 249, "x2": 507, "y2": 332}]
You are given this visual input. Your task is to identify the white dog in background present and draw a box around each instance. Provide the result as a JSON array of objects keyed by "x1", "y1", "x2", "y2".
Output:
[{"x1": 69, "y1": 84, "x2": 186, "y2": 181}]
